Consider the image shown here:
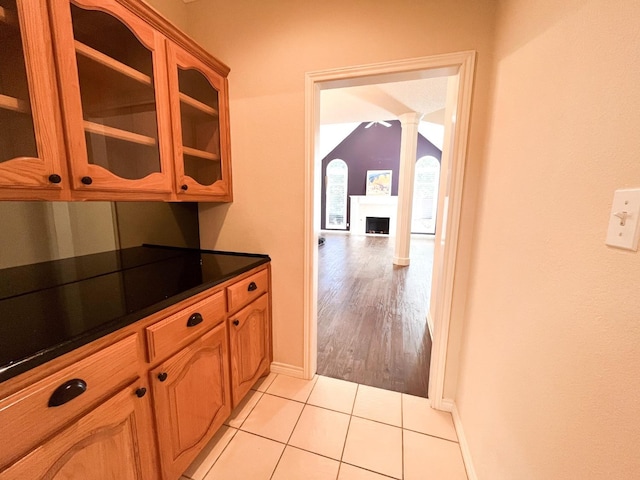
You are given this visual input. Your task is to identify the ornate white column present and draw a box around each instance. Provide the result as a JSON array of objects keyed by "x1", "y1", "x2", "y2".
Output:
[{"x1": 393, "y1": 112, "x2": 424, "y2": 266}]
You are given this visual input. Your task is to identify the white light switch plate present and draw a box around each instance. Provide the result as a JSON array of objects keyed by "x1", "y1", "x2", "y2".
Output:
[{"x1": 605, "y1": 188, "x2": 640, "y2": 251}]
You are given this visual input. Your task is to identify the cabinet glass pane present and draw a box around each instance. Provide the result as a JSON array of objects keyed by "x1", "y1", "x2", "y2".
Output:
[
  {"x1": 178, "y1": 68, "x2": 221, "y2": 186},
  {"x1": 0, "y1": 0, "x2": 38, "y2": 163},
  {"x1": 71, "y1": 4, "x2": 160, "y2": 180}
]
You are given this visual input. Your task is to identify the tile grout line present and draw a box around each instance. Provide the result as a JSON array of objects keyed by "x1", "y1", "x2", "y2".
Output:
[
  {"x1": 269, "y1": 375, "x2": 321, "y2": 480},
  {"x1": 198, "y1": 426, "x2": 239, "y2": 480},
  {"x1": 226, "y1": 389, "x2": 264, "y2": 430},
  {"x1": 336, "y1": 382, "x2": 359, "y2": 478}
]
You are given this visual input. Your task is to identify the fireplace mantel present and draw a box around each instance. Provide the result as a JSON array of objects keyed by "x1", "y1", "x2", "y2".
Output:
[{"x1": 349, "y1": 195, "x2": 398, "y2": 235}]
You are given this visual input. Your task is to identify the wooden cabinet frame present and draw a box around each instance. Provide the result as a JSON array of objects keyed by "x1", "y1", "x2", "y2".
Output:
[
  {"x1": 167, "y1": 42, "x2": 233, "y2": 202},
  {"x1": 48, "y1": 0, "x2": 175, "y2": 195},
  {"x1": 0, "y1": 0, "x2": 67, "y2": 197},
  {"x1": 0, "y1": 0, "x2": 233, "y2": 201}
]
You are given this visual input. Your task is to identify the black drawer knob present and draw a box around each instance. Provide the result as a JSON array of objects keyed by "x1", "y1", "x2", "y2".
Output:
[
  {"x1": 48, "y1": 379, "x2": 87, "y2": 407},
  {"x1": 232, "y1": 319, "x2": 240, "y2": 326},
  {"x1": 158, "y1": 372, "x2": 168, "y2": 382},
  {"x1": 187, "y1": 312, "x2": 203, "y2": 327},
  {"x1": 81, "y1": 176, "x2": 93, "y2": 185},
  {"x1": 247, "y1": 282, "x2": 258, "y2": 292},
  {"x1": 48, "y1": 174, "x2": 62, "y2": 184},
  {"x1": 135, "y1": 387, "x2": 147, "y2": 398},
  {"x1": 181, "y1": 184, "x2": 188, "y2": 191}
]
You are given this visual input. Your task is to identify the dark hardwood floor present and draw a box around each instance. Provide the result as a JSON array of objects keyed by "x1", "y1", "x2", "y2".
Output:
[{"x1": 317, "y1": 233, "x2": 434, "y2": 397}]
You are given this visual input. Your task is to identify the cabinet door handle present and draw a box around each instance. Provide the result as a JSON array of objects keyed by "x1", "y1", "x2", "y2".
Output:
[
  {"x1": 232, "y1": 319, "x2": 240, "y2": 326},
  {"x1": 48, "y1": 379, "x2": 87, "y2": 407},
  {"x1": 48, "y1": 174, "x2": 62, "y2": 184},
  {"x1": 135, "y1": 387, "x2": 147, "y2": 398},
  {"x1": 187, "y1": 312, "x2": 203, "y2": 327},
  {"x1": 81, "y1": 176, "x2": 93, "y2": 185},
  {"x1": 247, "y1": 282, "x2": 257, "y2": 292},
  {"x1": 158, "y1": 372, "x2": 168, "y2": 382},
  {"x1": 181, "y1": 184, "x2": 188, "y2": 191}
]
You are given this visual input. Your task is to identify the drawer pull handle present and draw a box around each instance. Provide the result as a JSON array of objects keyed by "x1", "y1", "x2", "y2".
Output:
[
  {"x1": 248, "y1": 282, "x2": 258, "y2": 292},
  {"x1": 232, "y1": 319, "x2": 240, "y2": 326},
  {"x1": 48, "y1": 379, "x2": 87, "y2": 407},
  {"x1": 187, "y1": 312, "x2": 203, "y2": 327},
  {"x1": 135, "y1": 387, "x2": 147, "y2": 398},
  {"x1": 158, "y1": 372, "x2": 168, "y2": 382}
]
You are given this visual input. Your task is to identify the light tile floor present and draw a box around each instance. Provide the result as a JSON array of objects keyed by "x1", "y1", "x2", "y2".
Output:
[{"x1": 181, "y1": 374, "x2": 468, "y2": 480}]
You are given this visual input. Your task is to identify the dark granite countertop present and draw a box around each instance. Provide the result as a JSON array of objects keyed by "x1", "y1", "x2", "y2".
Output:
[{"x1": 0, "y1": 245, "x2": 270, "y2": 384}]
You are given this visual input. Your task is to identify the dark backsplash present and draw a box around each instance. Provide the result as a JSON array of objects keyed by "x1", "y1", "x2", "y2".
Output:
[{"x1": 0, "y1": 201, "x2": 200, "y2": 269}]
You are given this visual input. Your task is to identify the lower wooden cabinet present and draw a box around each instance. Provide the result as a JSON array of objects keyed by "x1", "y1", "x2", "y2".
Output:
[
  {"x1": 0, "y1": 381, "x2": 156, "y2": 480},
  {"x1": 228, "y1": 293, "x2": 271, "y2": 406},
  {"x1": 150, "y1": 322, "x2": 231, "y2": 480},
  {"x1": 0, "y1": 264, "x2": 271, "y2": 480}
]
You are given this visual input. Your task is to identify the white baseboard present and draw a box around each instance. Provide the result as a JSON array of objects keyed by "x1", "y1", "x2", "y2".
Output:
[
  {"x1": 270, "y1": 362, "x2": 306, "y2": 378},
  {"x1": 451, "y1": 402, "x2": 478, "y2": 480},
  {"x1": 439, "y1": 398, "x2": 454, "y2": 412}
]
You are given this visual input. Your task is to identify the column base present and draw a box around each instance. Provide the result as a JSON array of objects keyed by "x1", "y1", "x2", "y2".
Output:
[{"x1": 393, "y1": 256, "x2": 410, "y2": 266}]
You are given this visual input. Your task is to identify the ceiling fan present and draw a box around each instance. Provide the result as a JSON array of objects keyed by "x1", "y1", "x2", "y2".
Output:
[{"x1": 364, "y1": 120, "x2": 392, "y2": 128}]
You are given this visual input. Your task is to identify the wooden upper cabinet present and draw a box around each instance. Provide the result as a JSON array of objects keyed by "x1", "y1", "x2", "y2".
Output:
[
  {"x1": 0, "y1": 0, "x2": 66, "y2": 195},
  {"x1": 0, "y1": 0, "x2": 233, "y2": 201},
  {"x1": 167, "y1": 42, "x2": 232, "y2": 201},
  {"x1": 48, "y1": 0, "x2": 174, "y2": 195}
]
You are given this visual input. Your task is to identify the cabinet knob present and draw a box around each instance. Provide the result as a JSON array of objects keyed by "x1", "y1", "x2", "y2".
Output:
[
  {"x1": 158, "y1": 372, "x2": 168, "y2": 382},
  {"x1": 181, "y1": 184, "x2": 188, "y2": 191},
  {"x1": 232, "y1": 319, "x2": 240, "y2": 326},
  {"x1": 135, "y1": 387, "x2": 147, "y2": 398},
  {"x1": 247, "y1": 282, "x2": 258, "y2": 292},
  {"x1": 81, "y1": 176, "x2": 93, "y2": 185},
  {"x1": 48, "y1": 379, "x2": 87, "y2": 407},
  {"x1": 48, "y1": 174, "x2": 62, "y2": 184},
  {"x1": 187, "y1": 312, "x2": 203, "y2": 327}
]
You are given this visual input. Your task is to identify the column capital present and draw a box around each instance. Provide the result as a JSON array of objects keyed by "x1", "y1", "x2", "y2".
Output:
[{"x1": 398, "y1": 112, "x2": 424, "y2": 126}]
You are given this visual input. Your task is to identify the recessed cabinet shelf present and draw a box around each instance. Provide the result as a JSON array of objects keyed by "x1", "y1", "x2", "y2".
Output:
[
  {"x1": 183, "y1": 146, "x2": 220, "y2": 161},
  {"x1": 83, "y1": 120, "x2": 156, "y2": 147},
  {"x1": 0, "y1": 6, "x2": 17, "y2": 27},
  {"x1": 0, "y1": 94, "x2": 29, "y2": 114},
  {"x1": 179, "y1": 92, "x2": 218, "y2": 117},
  {"x1": 74, "y1": 40, "x2": 152, "y2": 86}
]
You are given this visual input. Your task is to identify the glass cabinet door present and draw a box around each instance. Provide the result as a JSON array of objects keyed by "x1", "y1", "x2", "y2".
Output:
[
  {"x1": 49, "y1": 0, "x2": 172, "y2": 194},
  {"x1": 0, "y1": 0, "x2": 65, "y2": 192},
  {"x1": 167, "y1": 42, "x2": 232, "y2": 201}
]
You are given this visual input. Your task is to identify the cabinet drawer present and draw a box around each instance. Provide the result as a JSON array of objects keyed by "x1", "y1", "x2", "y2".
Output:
[
  {"x1": 0, "y1": 334, "x2": 139, "y2": 468},
  {"x1": 146, "y1": 290, "x2": 226, "y2": 362},
  {"x1": 227, "y1": 269, "x2": 269, "y2": 313}
]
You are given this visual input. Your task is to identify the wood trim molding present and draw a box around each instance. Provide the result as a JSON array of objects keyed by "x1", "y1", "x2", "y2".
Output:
[
  {"x1": 428, "y1": 51, "x2": 476, "y2": 410},
  {"x1": 304, "y1": 51, "x2": 477, "y2": 400},
  {"x1": 270, "y1": 362, "x2": 305, "y2": 379},
  {"x1": 451, "y1": 402, "x2": 478, "y2": 480},
  {"x1": 118, "y1": 0, "x2": 230, "y2": 76}
]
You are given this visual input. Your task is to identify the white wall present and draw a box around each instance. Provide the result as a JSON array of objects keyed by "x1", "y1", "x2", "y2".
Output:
[
  {"x1": 172, "y1": 0, "x2": 497, "y2": 371},
  {"x1": 455, "y1": 0, "x2": 640, "y2": 477}
]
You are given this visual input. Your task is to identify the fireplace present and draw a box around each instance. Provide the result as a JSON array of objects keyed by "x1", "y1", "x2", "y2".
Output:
[{"x1": 366, "y1": 216, "x2": 390, "y2": 234}]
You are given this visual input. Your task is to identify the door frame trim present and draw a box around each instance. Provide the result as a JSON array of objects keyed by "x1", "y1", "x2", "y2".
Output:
[{"x1": 303, "y1": 51, "x2": 476, "y2": 408}]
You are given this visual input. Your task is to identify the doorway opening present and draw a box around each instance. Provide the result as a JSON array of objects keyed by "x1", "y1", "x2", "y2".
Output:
[{"x1": 304, "y1": 52, "x2": 476, "y2": 409}]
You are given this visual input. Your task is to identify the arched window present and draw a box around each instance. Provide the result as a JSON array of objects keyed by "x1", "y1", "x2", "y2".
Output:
[
  {"x1": 412, "y1": 156, "x2": 440, "y2": 234},
  {"x1": 325, "y1": 159, "x2": 348, "y2": 230}
]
